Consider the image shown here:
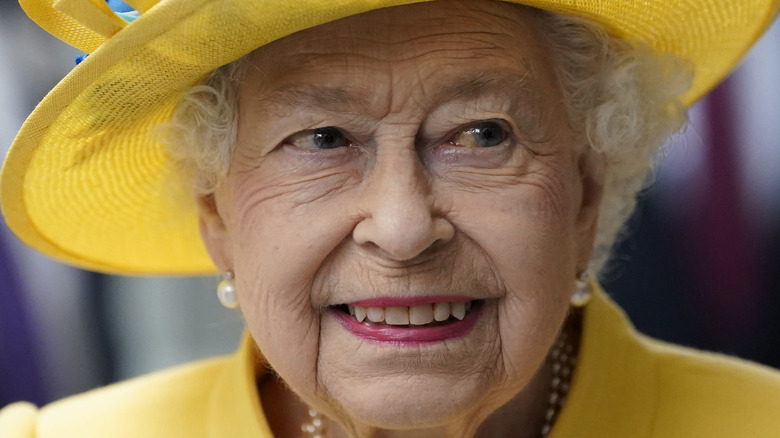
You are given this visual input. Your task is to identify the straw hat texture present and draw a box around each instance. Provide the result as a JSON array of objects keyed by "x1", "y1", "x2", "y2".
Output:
[{"x1": 1, "y1": 0, "x2": 778, "y2": 274}]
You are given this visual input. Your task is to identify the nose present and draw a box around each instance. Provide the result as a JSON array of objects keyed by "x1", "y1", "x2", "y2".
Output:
[{"x1": 352, "y1": 148, "x2": 454, "y2": 261}]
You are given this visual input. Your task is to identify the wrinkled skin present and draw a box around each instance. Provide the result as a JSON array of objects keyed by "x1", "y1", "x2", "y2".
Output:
[{"x1": 199, "y1": 1, "x2": 604, "y2": 437}]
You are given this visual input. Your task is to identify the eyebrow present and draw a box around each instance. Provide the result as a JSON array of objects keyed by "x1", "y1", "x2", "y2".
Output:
[
  {"x1": 425, "y1": 71, "x2": 533, "y2": 108},
  {"x1": 257, "y1": 85, "x2": 370, "y2": 115},
  {"x1": 255, "y1": 70, "x2": 537, "y2": 116}
]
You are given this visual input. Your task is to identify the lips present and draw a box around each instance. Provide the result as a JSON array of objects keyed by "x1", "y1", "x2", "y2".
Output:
[{"x1": 331, "y1": 298, "x2": 483, "y2": 345}]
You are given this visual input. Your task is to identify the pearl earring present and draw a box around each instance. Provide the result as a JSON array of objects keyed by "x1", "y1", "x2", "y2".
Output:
[
  {"x1": 570, "y1": 272, "x2": 592, "y2": 307},
  {"x1": 217, "y1": 270, "x2": 239, "y2": 309}
]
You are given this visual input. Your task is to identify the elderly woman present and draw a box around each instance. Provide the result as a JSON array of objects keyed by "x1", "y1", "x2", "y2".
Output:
[{"x1": 1, "y1": 0, "x2": 780, "y2": 436}]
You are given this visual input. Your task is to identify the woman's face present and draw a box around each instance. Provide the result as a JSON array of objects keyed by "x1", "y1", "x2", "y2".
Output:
[{"x1": 200, "y1": 0, "x2": 602, "y2": 433}]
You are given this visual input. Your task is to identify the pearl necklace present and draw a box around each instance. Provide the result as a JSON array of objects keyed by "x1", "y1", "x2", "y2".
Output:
[
  {"x1": 540, "y1": 320, "x2": 579, "y2": 437},
  {"x1": 301, "y1": 408, "x2": 327, "y2": 438},
  {"x1": 301, "y1": 316, "x2": 581, "y2": 438}
]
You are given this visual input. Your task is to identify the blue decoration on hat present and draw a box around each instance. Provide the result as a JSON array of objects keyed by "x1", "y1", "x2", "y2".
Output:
[
  {"x1": 75, "y1": 54, "x2": 89, "y2": 65},
  {"x1": 106, "y1": 0, "x2": 134, "y2": 13},
  {"x1": 106, "y1": 0, "x2": 141, "y2": 23}
]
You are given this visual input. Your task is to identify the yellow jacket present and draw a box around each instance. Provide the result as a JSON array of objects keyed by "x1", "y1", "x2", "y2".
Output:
[{"x1": 2, "y1": 288, "x2": 780, "y2": 437}]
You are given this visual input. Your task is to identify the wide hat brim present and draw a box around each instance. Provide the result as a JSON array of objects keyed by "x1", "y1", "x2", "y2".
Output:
[{"x1": 2, "y1": 0, "x2": 779, "y2": 275}]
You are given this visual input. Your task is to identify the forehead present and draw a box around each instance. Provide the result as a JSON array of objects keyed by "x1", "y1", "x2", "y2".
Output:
[{"x1": 241, "y1": 0, "x2": 558, "y2": 114}]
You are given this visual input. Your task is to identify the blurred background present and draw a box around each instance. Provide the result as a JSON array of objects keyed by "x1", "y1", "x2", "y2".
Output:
[{"x1": 1, "y1": 1, "x2": 779, "y2": 408}]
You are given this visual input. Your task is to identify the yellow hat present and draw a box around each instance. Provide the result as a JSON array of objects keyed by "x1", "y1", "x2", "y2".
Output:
[{"x1": 2, "y1": 0, "x2": 778, "y2": 275}]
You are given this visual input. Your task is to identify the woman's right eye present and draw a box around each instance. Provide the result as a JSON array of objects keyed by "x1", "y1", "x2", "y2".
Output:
[{"x1": 285, "y1": 127, "x2": 351, "y2": 150}]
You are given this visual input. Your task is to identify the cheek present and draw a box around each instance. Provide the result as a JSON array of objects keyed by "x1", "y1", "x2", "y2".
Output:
[
  {"x1": 449, "y1": 167, "x2": 579, "y2": 285},
  {"x1": 227, "y1": 156, "x2": 360, "y2": 288}
]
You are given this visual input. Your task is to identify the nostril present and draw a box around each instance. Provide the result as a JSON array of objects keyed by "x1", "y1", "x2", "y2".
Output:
[{"x1": 432, "y1": 216, "x2": 455, "y2": 242}]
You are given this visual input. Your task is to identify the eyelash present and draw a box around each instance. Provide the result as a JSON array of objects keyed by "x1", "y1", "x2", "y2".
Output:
[
  {"x1": 282, "y1": 119, "x2": 514, "y2": 152},
  {"x1": 284, "y1": 127, "x2": 353, "y2": 150}
]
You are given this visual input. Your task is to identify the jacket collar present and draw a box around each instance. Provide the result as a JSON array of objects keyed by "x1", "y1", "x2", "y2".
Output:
[
  {"x1": 551, "y1": 285, "x2": 658, "y2": 437},
  {"x1": 208, "y1": 333, "x2": 273, "y2": 438}
]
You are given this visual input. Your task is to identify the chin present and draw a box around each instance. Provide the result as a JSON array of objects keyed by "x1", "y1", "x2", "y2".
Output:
[{"x1": 324, "y1": 373, "x2": 494, "y2": 429}]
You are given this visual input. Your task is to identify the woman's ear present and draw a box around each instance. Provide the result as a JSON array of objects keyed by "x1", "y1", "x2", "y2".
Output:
[
  {"x1": 197, "y1": 192, "x2": 233, "y2": 271},
  {"x1": 574, "y1": 151, "x2": 606, "y2": 271}
]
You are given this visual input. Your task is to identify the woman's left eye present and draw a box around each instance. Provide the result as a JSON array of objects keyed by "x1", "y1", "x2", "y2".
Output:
[
  {"x1": 286, "y1": 127, "x2": 351, "y2": 150},
  {"x1": 448, "y1": 120, "x2": 508, "y2": 148}
]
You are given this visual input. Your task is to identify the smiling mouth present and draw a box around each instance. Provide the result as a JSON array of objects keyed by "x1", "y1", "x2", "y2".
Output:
[
  {"x1": 335, "y1": 300, "x2": 481, "y2": 327},
  {"x1": 330, "y1": 300, "x2": 484, "y2": 344}
]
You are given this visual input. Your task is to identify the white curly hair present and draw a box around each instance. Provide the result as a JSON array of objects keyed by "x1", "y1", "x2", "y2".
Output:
[{"x1": 165, "y1": 7, "x2": 691, "y2": 276}]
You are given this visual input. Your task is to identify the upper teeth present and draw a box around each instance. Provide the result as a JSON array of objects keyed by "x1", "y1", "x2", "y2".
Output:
[{"x1": 347, "y1": 301, "x2": 473, "y2": 326}]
